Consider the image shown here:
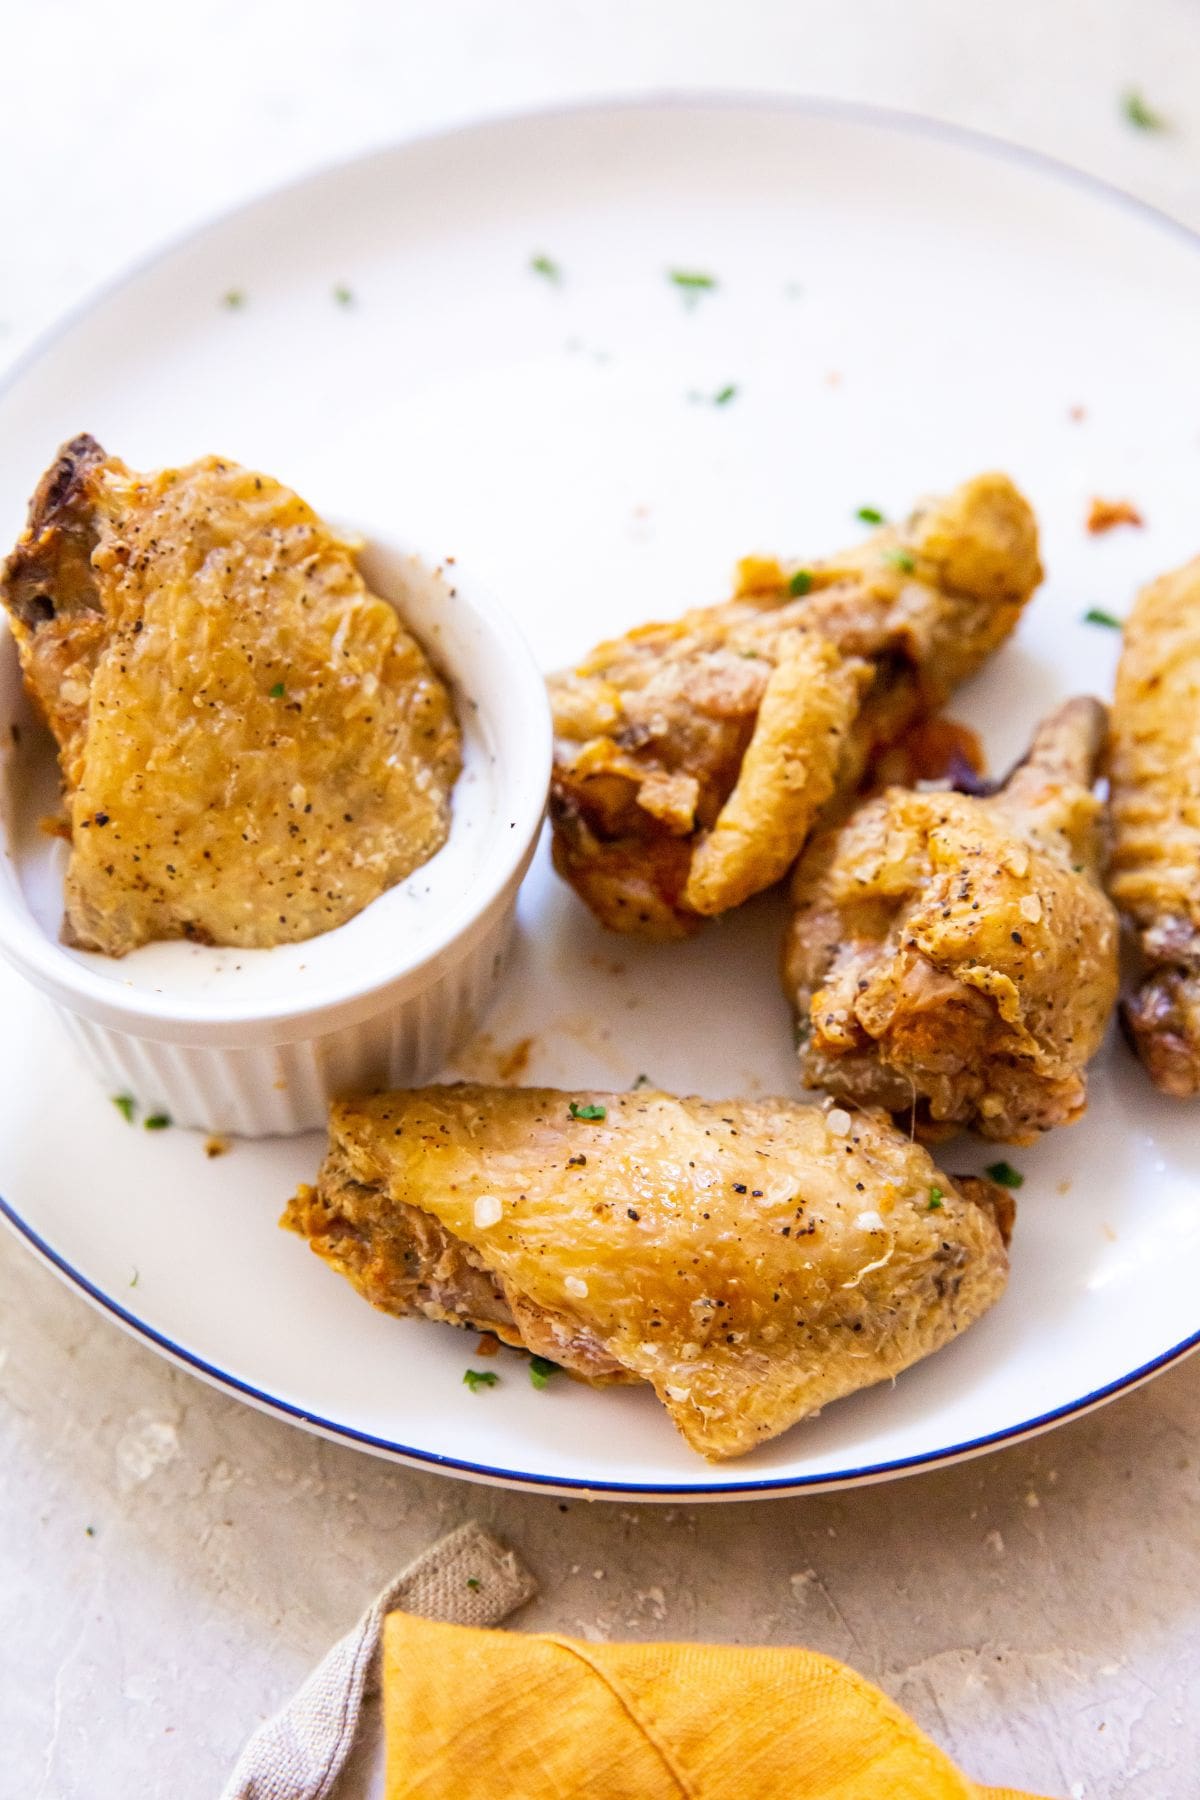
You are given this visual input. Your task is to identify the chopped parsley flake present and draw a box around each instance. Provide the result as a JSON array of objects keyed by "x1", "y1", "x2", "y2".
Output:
[
  {"x1": 884, "y1": 547, "x2": 916, "y2": 573},
  {"x1": 222, "y1": 289, "x2": 246, "y2": 309},
  {"x1": 144, "y1": 1113, "x2": 172, "y2": 1131},
  {"x1": 130, "y1": 1268, "x2": 139, "y2": 1287},
  {"x1": 529, "y1": 1356, "x2": 559, "y2": 1391},
  {"x1": 269, "y1": 681, "x2": 286, "y2": 698},
  {"x1": 669, "y1": 269, "x2": 717, "y2": 303},
  {"x1": 632, "y1": 1074, "x2": 652, "y2": 1089},
  {"x1": 463, "y1": 1369, "x2": 499, "y2": 1393},
  {"x1": 713, "y1": 384, "x2": 737, "y2": 405},
  {"x1": 1083, "y1": 607, "x2": 1124, "y2": 629},
  {"x1": 984, "y1": 1160, "x2": 1025, "y2": 1190},
  {"x1": 466, "y1": 1576, "x2": 481, "y2": 1591},
  {"x1": 1122, "y1": 90, "x2": 1166, "y2": 131},
  {"x1": 789, "y1": 569, "x2": 813, "y2": 597},
  {"x1": 928, "y1": 1187, "x2": 944, "y2": 1210},
  {"x1": 84, "y1": 1525, "x2": 95, "y2": 1538},
  {"x1": 332, "y1": 284, "x2": 354, "y2": 306},
  {"x1": 530, "y1": 254, "x2": 562, "y2": 283},
  {"x1": 112, "y1": 1094, "x2": 135, "y2": 1124},
  {"x1": 568, "y1": 1101, "x2": 607, "y2": 1121},
  {"x1": 856, "y1": 505, "x2": 886, "y2": 525}
]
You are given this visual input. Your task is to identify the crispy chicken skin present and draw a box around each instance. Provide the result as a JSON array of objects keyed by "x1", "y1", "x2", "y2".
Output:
[
  {"x1": 548, "y1": 474, "x2": 1042, "y2": 938},
  {"x1": 784, "y1": 699, "x2": 1118, "y2": 1144},
  {"x1": 284, "y1": 1084, "x2": 1013, "y2": 1461},
  {"x1": 0, "y1": 436, "x2": 461, "y2": 954},
  {"x1": 1108, "y1": 558, "x2": 1200, "y2": 1096}
]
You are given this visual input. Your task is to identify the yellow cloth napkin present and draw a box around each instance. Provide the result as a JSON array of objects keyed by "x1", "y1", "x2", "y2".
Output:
[{"x1": 383, "y1": 1613, "x2": 1050, "y2": 1799}]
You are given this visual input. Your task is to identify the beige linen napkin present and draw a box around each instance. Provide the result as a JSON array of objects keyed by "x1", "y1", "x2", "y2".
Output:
[{"x1": 219, "y1": 1520, "x2": 537, "y2": 1800}]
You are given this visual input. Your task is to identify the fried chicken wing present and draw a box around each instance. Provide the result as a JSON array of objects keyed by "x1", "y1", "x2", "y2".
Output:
[
  {"x1": 784, "y1": 699, "x2": 1118, "y2": 1143},
  {"x1": 284, "y1": 1084, "x2": 1012, "y2": 1461},
  {"x1": 0, "y1": 436, "x2": 461, "y2": 955},
  {"x1": 1108, "y1": 559, "x2": 1200, "y2": 1094},
  {"x1": 549, "y1": 474, "x2": 1042, "y2": 938}
]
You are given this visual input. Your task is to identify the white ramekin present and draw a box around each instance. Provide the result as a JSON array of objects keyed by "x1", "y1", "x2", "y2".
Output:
[{"x1": 0, "y1": 541, "x2": 550, "y2": 1136}]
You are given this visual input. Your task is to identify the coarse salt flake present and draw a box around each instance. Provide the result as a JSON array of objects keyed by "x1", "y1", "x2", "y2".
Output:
[
  {"x1": 473, "y1": 1194, "x2": 502, "y2": 1229},
  {"x1": 665, "y1": 1385, "x2": 691, "y2": 1403},
  {"x1": 565, "y1": 1274, "x2": 589, "y2": 1298},
  {"x1": 1019, "y1": 894, "x2": 1043, "y2": 923},
  {"x1": 826, "y1": 1108, "x2": 852, "y2": 1137},
  {"x1": 855, "y1": 1209, "x2": 886, "y2": 1232}
]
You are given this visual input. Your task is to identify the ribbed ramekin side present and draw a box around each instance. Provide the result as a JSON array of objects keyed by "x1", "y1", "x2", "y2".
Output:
[{"x1": 54, "y1": 904, "x2": 517, "y2": 1136}]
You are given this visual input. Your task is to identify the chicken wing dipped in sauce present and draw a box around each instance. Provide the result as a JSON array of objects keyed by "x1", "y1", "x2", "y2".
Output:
[
  {"x1": 0, "y1": 436, "x2": 461, "y2": 955},
  {"x1": 284, "y1": 1084, "x2": 1013, "y2": 1461},
  {"x1": 549, "y1": 474, "x2": 1042, "y2": 938},
  {"x1": 784, "y1": 699, "x2": 1118, "y2": 1144},
  {"x1": 1109, "y1": 558, "x2": 1200, "y2": 1096}
]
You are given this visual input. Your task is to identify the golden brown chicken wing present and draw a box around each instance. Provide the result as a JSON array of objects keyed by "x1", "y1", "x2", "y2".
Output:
[
  {"x1": 1108, "y1": 558, "x2": 1200, "y2": 1096},
  {"x1": 284, "y1": 1084, "x2": 1013, "y2": 1461},
  {"x1": 0, "y1": 436, "x2": 461, "y2": 955},
  {"x1": 549, "y1": 474, "x2": 1042, "y2": 938},
  {"x1": 783, "y1": 699, "x2": 1118, "y2": 1143}
]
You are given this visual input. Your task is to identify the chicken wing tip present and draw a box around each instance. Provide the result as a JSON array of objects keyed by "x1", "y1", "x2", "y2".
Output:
[
  {"x1": 1, "y1": 432, "x2": 109, "y2": 632},
  {"x1": 953, "y1": 1175, "x2": 1017, "y2": 1247}
]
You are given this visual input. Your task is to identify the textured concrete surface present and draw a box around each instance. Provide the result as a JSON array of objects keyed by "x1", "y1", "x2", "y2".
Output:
[
  {"x1": 3, "y1": 5, "x2": 1200, "y2": 1796},
  {"x1": 5, "y1": 1236, "x2": 1199, "y2": 1798}
]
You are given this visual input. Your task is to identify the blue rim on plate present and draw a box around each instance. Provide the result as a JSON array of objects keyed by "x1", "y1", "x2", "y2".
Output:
[
  {"x1": 3, "y1": 1189, "x2": 1194, "y2": 1498},
  {"x1": 2, "y1": 93, "x2": 1198, "y2": 1499}
]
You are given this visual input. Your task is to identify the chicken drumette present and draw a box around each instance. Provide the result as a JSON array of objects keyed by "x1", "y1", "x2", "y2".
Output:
[
  {"x1": 783, "y1": 699, "x2": 1118, "y2": 1143},
  {"x1": 549, "y1": 473, "x2": 1042, "y2": 938},
  {"x1": 1108, "y1": 558, "x2": 1200, "y2": 1097}
]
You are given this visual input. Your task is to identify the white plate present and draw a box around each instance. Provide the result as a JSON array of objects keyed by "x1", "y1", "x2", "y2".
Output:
[{"x1": 2, "y1": 97, "x2": 1199, "y2": 1499}]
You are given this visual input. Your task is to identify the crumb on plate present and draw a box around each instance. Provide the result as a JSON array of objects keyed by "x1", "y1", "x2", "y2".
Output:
[{"x1": 1087, "y1": 496, "x2": 1144, "y2": 534}]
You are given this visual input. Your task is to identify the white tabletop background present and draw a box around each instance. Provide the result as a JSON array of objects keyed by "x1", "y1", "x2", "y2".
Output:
[{"x1": 2, "y1": 5, "x2": 1198, "y2": 1796}]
